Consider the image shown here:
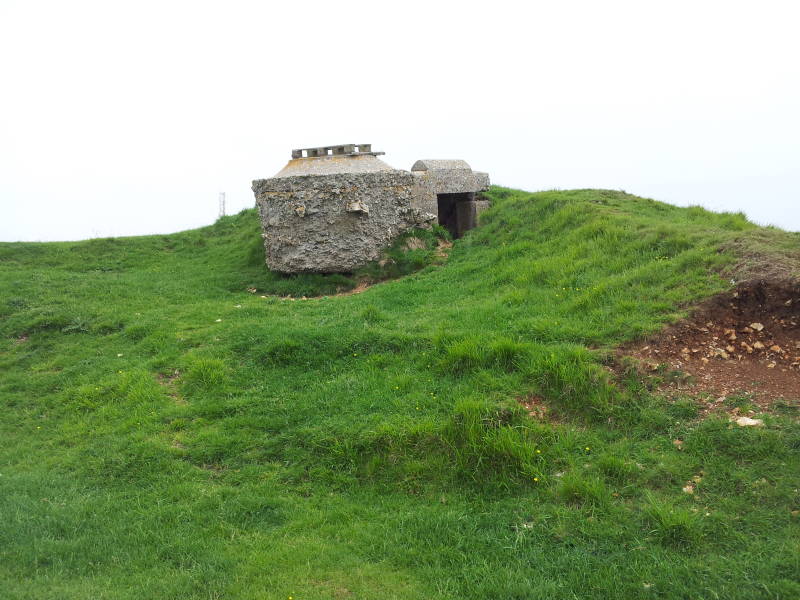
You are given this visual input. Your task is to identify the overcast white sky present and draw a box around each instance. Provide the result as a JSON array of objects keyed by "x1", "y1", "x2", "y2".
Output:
[{"x1": 1, "y1": 0, "x2": 799, "y2": 241}]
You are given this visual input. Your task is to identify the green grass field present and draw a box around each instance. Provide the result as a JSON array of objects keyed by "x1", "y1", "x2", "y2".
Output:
[{"x1": 1, "y1": 188, "x2": 798, "y2": 599}]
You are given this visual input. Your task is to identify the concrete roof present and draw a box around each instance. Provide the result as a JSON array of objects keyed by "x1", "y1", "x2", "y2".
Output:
[
  {"x1": 411, "y1": 159, "x2": 472, "y2": 172},
  {"x1": 272, "y1": 154, "x2": 398, "y2": 178}
]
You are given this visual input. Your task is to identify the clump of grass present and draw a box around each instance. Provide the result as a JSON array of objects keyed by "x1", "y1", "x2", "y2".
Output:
[
  {"x1": 445, "y1": 398, "x2": 543, "y2": 485},
  {"x1": 666, "y1": 397, "x2": 700, "y2": 420},
  {"x1": 181, "y1": 356, "x2": 230, "y2": 396},
  {"x1": 556, "y1": 472, "x2": 609, "y2": 508},
  {"x1": 685, "y1": 417, "x2": 786, "y2": 460},
  {"x1": 524, "y1": 344, "x2": 621, "y2": 421},
  {"x1": 61, "y1": 316, "x2": 92, "y2": 334},
  {"x1": 437, "y1": 337, "x2": 530, "y2": 375},
  {"x1": 597, "y1": 454, "x2": 638, "y2": 484},
  {"x1": 644, "y1": 492, "x2": 704, "y2": 547},
  {"x1": 255, "y1": 339, "x2": 305, "y2": 367},
  {"x1": 360, "y1": 304, "x2": 384, "y2": 324}
]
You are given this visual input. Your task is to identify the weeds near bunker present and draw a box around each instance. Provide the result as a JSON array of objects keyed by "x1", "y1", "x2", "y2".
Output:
[{"x1": 355, "y1": 225, "x2": 450, "y2": 283}]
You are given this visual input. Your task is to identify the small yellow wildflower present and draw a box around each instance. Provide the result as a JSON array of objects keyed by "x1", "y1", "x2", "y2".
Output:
[{"x1": 533, "y1": 477, "x2": 539, "y2": 482}]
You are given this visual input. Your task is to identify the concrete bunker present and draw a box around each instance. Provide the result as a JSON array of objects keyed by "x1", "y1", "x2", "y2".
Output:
[
  {"x1": 251, "y1": 145, "x2": 490, "y2": 273},
  {"x1": 410, "y1": 160, "x2": 491, "y2": 239}
]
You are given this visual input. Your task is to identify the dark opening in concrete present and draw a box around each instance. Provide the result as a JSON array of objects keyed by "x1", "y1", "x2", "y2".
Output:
[{"x1": 437, "y1": 192, "x2": 476, "y2": 239}]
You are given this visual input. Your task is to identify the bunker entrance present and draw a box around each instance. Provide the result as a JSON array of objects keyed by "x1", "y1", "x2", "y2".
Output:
[{"x1": 437, "y1": 192, "x2": 477, "y2": 239}]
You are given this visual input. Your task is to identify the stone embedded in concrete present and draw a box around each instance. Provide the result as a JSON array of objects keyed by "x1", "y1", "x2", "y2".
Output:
[{"x1": 252, "y1": 145, "x2": 490, "y2": 273}]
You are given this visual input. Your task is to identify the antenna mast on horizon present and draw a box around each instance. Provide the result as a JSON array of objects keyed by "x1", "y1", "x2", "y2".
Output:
[{"x1": 218, "y1": 192, "x2": 226, "y2": 217}]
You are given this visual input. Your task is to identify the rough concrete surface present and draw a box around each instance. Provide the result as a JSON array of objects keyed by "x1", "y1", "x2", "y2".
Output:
[
  {"x1": 253, "y1": 170, "x2": 436, "y2": 273},
  {"x1": 411, "y1": 159, "x2": 490, "y2": 195}
]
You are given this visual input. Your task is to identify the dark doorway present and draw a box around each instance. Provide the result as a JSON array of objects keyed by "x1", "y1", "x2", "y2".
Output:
[
  {"x1": 437, "y1": 193, "x2": 460, "y2": 238},
  {"x1": 437, "y1": 192, "x2": 475, "y2": 239}
]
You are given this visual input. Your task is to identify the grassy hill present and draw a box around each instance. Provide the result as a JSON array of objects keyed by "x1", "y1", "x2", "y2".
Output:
[{"x1": 1, "y1": 188, "x2": 798, "y2": 599}]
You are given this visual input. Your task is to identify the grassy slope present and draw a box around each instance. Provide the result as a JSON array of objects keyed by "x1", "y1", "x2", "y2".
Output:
[{"x1": 1, "y1": 188, "x2": 798, "y2": 600}]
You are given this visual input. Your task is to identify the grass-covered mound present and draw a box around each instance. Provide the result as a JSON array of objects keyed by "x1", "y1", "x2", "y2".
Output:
[{"x1": 1, "y1": 188, "x2": 798, "y2": 599}]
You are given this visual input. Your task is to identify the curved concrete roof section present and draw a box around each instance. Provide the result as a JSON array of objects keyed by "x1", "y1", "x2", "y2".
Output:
[
  {"x1": 411, "y1": 159, "x2": 472, "y2": 172},
  {"x1": 272, "y1": 154, "x2": 398, "y2": 178}
]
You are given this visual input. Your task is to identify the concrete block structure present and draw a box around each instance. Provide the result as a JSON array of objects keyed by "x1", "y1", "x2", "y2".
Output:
[
  {"x1": 252, "y1": 145, "x2": 490, "y2": 273},
  {"x1": 410, "y1": 159, "x2": 491, "y2": 240}
]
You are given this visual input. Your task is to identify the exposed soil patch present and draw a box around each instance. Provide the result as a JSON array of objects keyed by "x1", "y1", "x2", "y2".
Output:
[
  {"x1": 516, "y1": 394, "x2": 566, "y2": 423},
  {"x1": 622, "y1": 280, "x2": 800, "y2": 412},
  {"x1": 330, "y1": 280, "x2": 371, "y2": 297},
  {"x1": 518, "y1": 394, "x2": 550, "y2": 420},
  {"x1": 269, "y1": 280, "x2": 371, "y2": 302},
  {"x1": 434, "y1": 238, "x2": 453, "y2": 258}
]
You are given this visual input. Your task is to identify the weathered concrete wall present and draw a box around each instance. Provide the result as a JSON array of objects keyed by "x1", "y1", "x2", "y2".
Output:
[
  {"x1": 253, "y1": 170, "x2": 436, "y2": 273},
  {"x1": 474, "y1": 199, "x2": 491, "y2": 220}
]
